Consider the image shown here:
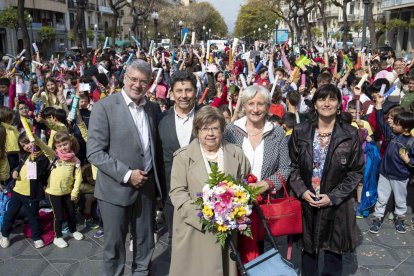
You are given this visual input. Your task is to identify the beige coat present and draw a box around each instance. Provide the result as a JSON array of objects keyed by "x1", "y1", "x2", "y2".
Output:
[{"x1": 169, "y1": 139, "x2": 251, "y2": 276}]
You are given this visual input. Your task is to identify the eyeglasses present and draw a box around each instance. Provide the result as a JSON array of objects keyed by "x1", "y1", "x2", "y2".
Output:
[
  {"x1": 18, "y1": 107, "x2": 29, "y2": 110},
  {"x1": 125, "y1": 73, "x2": 149, "y2": 87},
  {"x1": 200, "y1": 127, "x2": 220, "y2": 134}
]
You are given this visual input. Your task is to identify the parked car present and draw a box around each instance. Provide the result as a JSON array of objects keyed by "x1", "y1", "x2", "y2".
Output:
[{"x1": 379, "y1": 46, "x2": 394, "y2": 60}]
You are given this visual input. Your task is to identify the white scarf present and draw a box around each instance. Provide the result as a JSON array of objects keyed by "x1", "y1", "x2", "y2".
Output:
[{"x1": 199, "y1": 143, "x2": 224, "y2": 175}]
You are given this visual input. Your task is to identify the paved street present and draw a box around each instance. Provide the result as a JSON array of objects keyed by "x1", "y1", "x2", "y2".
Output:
[{"x1": 0, "y1": 207, "x2": 413, "y2": 276}]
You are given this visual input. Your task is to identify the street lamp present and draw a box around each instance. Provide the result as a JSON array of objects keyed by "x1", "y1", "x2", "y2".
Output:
[
  {"x1": 361, "y1": 0, "x2": 371, "y2": 50},
  {"x1": 203, "y1": 25, "x2": 206, "y2": 42},
  {"x1": 275, "y1": 19, "x2": 279, "y2": 45},
  {"x1": 258, "y1": 27, "x2": 261, "y2": 39},
  {"x1": 264, "y1": 24, "x2": 268, "y2": 41},
  {"x1": 152, "y1": 11, "x2": 159, "y2": 43},
  {"x1": 94, "y1": 23, "x2": 98, "y2": 49},
  {"x1": 179, "y1": 20, "x2": 184, "y2": 43},
  {"x1": 254, "y1": 30, "x2": 256, "y2": 40},
  {"x1": 27, "y1": 14, "x2": 33, "y2": 46}
]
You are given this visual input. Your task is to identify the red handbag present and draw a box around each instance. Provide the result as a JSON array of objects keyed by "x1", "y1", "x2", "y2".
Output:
[{"x1": 258, "y1": 174, "x2": 303, "y2": 238}]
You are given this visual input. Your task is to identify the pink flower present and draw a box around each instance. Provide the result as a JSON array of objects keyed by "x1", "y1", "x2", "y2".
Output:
[{"x1": 218, "y1": 190, "x2": 234, "y2": 208}]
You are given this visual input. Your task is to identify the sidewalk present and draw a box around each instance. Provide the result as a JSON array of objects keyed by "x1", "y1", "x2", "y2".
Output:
[{"x1": 0, "y1": 213, "x2": 412, "y2": 275}]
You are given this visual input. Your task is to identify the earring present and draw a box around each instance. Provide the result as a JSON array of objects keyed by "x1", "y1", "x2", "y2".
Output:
[{"x1": 337, "y1": 109, "x2": 341, "y2": 115}]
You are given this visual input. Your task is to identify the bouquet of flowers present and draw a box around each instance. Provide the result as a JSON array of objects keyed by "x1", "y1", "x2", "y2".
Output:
[{"x1": 194, "y1": 163, "x2": 260, "y2": 247}]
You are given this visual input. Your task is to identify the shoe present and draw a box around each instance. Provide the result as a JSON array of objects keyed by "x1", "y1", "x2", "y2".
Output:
[
  {"x1": 69, "y1": 231, "x2": 84, "y2": 240},
  {"x1": 411, "y1": 217, "x2": 414, "y2": 224},
  {"x1": 34, "y1": 239, "x2": 45, "y2": 249},
  {"x1": 388, "y1": 212, "x2": 394, "y2": 221},
  {"x1": 85, "y1": 219, "x2": 100, "y2": 229},
  {"x1": 369, "y1": 218, "x2": 382, "y2": 234},
  {"x1": 53, "y1": 237, "x2": 68, "y2": 248},
  {"x1": 395, "y1": 218, "x2": 406, "y2": 234},
  {"x1": 129, "y1": 239, "x2": 133, "y2": 252},
  {"x1": 0, "y1": 237, "x2": 10, "y2": 248},
  {"x1": 93, "y1": 229, "x2": 104, "y2": 239}
]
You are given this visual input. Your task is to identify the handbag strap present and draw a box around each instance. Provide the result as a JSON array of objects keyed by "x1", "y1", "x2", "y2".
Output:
[
  {"x1": 275, "y1": 173, "x2": 289, "y2": 198},
  {"x1": 253, "y1": 203, "x2": 279, "y2": 251}
]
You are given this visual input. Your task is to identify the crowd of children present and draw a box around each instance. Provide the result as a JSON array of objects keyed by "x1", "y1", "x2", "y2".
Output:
[{"x1": 0, "y1": 38, "x2": 414, "y2": 250}]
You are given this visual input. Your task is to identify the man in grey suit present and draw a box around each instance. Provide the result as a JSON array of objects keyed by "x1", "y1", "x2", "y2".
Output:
[
  {"x1": 158, "y1": 70, "x2": 197, "y2": 243},
  {"x1": 87, "y1": 59, "x2": 162, "y2": 276}
]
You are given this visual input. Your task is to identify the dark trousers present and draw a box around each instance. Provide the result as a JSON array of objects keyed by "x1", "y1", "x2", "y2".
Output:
[
  {"x1": 99, "y1": 174, "x2": 156, "y2": 276},
  {"x1": 48, "y1": 194, "x2": 77, "y2": 238},
  {"x1": 1, "y1": 192, "x2": 42, "y2": 241},
  {"x1": 302, "y1": 250, "x2": 343, "y2": 276},
  {"x1": 163, "y1": 200, "x2": 174, "y2": 242}
]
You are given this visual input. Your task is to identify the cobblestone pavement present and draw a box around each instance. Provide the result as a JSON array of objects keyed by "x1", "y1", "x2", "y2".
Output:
[{"x1": 0, "y1": 210, "x2": 413, "y2": 275}]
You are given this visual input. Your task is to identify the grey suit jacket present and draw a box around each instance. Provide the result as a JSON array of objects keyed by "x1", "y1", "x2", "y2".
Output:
[{"x1": 87, "y1": 92, "x2": 162, "y2": 206}]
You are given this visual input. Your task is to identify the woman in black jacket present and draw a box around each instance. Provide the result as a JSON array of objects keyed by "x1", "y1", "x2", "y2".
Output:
[{"x1": 289, "y1": 84, "x2": 364, "y2": 276}]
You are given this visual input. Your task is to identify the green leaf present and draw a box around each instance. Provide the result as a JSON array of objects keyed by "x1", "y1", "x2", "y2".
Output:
[{"x1": 38, "y1": 26, "x2": 56, "y2": 42}]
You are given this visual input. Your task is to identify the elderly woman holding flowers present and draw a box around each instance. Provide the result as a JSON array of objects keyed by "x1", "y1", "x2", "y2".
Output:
[{"x1": 169, "y1": 106, "x2": 251, "y2": 276}]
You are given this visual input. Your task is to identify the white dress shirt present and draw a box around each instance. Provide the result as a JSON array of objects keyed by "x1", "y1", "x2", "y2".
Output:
[
  {"x1": 121, "y1": 90, "x2": 152, "y2": 183},
  {"x1": 234, "y1": 117, "x2": 273, "y2": 181},
  {"x1": 174, "y1": 105, "x2": 195, "y2": 148}
]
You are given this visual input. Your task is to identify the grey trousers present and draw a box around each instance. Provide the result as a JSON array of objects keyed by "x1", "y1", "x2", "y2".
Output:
[
  {"x1": 373, "y1": 174, "x2": 408, "y2": 218},
  {"x1": 99, "y1": 175, "x2": 156, "y2": 276}
]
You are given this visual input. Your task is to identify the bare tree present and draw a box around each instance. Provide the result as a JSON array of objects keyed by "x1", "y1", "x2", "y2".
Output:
[
  {"x1": 17, "y1": 0, "x2": 31, "y2": 56},
  {"x1": 316, "y1": 0, "x2": 329, "y2": 46},
  {"x1": 129, "y1": 0, "x2": 158, "y2": 46},
  {"x1": 368, "y1": 2, "x2": 377, "y2": 49},
  {"x1": 70, "y1": 0, "x2": 87, "y2": 50},
  {"x1": 332, "y1": 0, "x2": 352, "y2": 50}
]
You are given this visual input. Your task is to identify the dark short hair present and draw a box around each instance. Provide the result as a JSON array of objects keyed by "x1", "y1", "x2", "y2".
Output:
[
  {"x1": 0, "y1": 78, "x2": 10, "y2": 87},
  {"x1": 370, "y1": 78, "x2": 390, "y2": 96},
  {"x1": 311, "y1": 84, "x2": 342, "y2": 119},
  {"x1": 394, "y1": 111, "x2": 414, "y2": 130},
  {"x1": 287, "y1": 91, "x2": 300, "y2": 106},
  {"x1": 193, "y1": 106, "x2": 225, "y2": 136},
  {"x1": 347, "y1": 99, "x2": 363, "y2": 111},
  {"x1": 341, "y1": 111, "x2": 353, "y2": 124},
  {"x1": 170, "y1": 70, "x2": 197, "y2": 91},
  {"x1": 282, "y1": 112, "x2": 296, "y2": 129}
]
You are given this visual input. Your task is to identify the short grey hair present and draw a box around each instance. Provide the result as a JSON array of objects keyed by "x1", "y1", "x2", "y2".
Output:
[
  {"x1": 240, "y1": 85, "x2": 272, "y2": 106},
  {"x1": 126, "y1": 59, "x2": 152, "y2": 79}
]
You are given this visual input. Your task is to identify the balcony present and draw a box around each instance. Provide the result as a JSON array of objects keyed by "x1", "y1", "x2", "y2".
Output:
[
  {"x1": 68, "y1": 1, "x2": 98, "y2": 11},
  {"x1": 99, "y1": 5, "x2": 114, "y2": 14},
  {"x1": 382, "y1": 0, "x2": 414, "y2": 10}
]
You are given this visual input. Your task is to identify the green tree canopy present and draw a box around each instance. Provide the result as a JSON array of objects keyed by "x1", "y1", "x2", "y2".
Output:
[
  {"x1": 234, "y1": 0, "x2": 279, "y2": 38},
  {"x1": 158, "y1": 2, "x2": 228, "y2": 39},
  {"x1": 352, "y1": 21, "x2": 363, "y2": 34},
  {"x1": 38, "y1": 26, "x2": 56, "y2": 41},
  {"x1": 0, "y1": 7, "x2": 30, "y2": 29},
  {"x1": 386, "y1": 18, "x2": 408, "y2": 31},
  {"x1": 311, "y1": 27, "x2": 322, "y2": 38}
]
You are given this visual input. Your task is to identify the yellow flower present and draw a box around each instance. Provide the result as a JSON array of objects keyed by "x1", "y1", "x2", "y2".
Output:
[
  {"x1": 202, "y1": 206, "x2": 213, "y2": 217},
  {"x1": 217, "y1": 224, "x2": 227, "y2": 232},
  {"x1": 237, "y1": 207, "x2": 246, "y2": 217},
  {"x1": 228, "y1": 181, "x2": 234, "y2": 187},
  {"x1": 235, "y1": 191, "x2": 248, "y2": 203}
]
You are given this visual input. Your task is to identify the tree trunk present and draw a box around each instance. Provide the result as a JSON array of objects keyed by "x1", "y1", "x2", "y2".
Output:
[
  {"x1": 342, "y1": 5, "x2": 349, "y2": 51},
  {"x1": 304, "y1": 14, "x2": 312, "y2": 48},
  {"x1": 318, "y1": 2, "x2": 329, "y2": 46},
  {"x1": 17, "y1": 0, "x2": 31, "y2": 57},
  {"x1": 368, "y1": 3, "x2": 376, "y2": 49},
  {"x1": 72, "y1": 5, "x2": 82, "y2": 48}
]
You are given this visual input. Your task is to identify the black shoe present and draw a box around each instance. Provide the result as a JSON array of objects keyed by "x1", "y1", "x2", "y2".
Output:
[
  {"x1": 369, "y1": 218, "x2": 382, "y2": 234},
  {"x1": 395, "y1": 218, "x2": 406, "y2": 234}
]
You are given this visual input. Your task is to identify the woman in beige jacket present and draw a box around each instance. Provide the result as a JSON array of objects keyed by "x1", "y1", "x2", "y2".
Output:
[{"x1": 169, "y1": 106, "x2": 251, "y2": 276}]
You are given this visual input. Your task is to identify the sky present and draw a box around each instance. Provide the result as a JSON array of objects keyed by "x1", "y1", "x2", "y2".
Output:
[{"x1": 201, "y1": 0, "x2": 247, "y2": 34}]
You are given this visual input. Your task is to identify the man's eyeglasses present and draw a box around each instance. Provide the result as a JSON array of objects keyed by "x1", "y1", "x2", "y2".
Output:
[
  {"x1": 18, "y1": 107, "x2": 29, "y2": 111},
  {"x1": 125, "y1": 73, "x2": 149, "y2": 87}
]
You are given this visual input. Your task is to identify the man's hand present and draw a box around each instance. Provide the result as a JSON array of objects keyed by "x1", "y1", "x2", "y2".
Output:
[{"x1": 129, "y1": 170, "x2": 149, "y2": 188}]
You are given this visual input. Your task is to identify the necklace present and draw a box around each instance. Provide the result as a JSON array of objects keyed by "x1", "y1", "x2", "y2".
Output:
[{"x1": 248, "y1": 127, "x2": 264, "y2": 137}]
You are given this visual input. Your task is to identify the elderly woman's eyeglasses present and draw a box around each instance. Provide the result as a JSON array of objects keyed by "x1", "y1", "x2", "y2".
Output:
[
  {"x1": 200, "y1": 127, "x2": 220, "y2": 134},
  {"x1": 125, "y1": 73, "x2": 148, "y2": 86}
]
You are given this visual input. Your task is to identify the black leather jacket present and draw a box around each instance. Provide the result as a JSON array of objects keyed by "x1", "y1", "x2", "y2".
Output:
[{"x1": 288, "y1": 119, "x2": 364, "y2": 254}]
